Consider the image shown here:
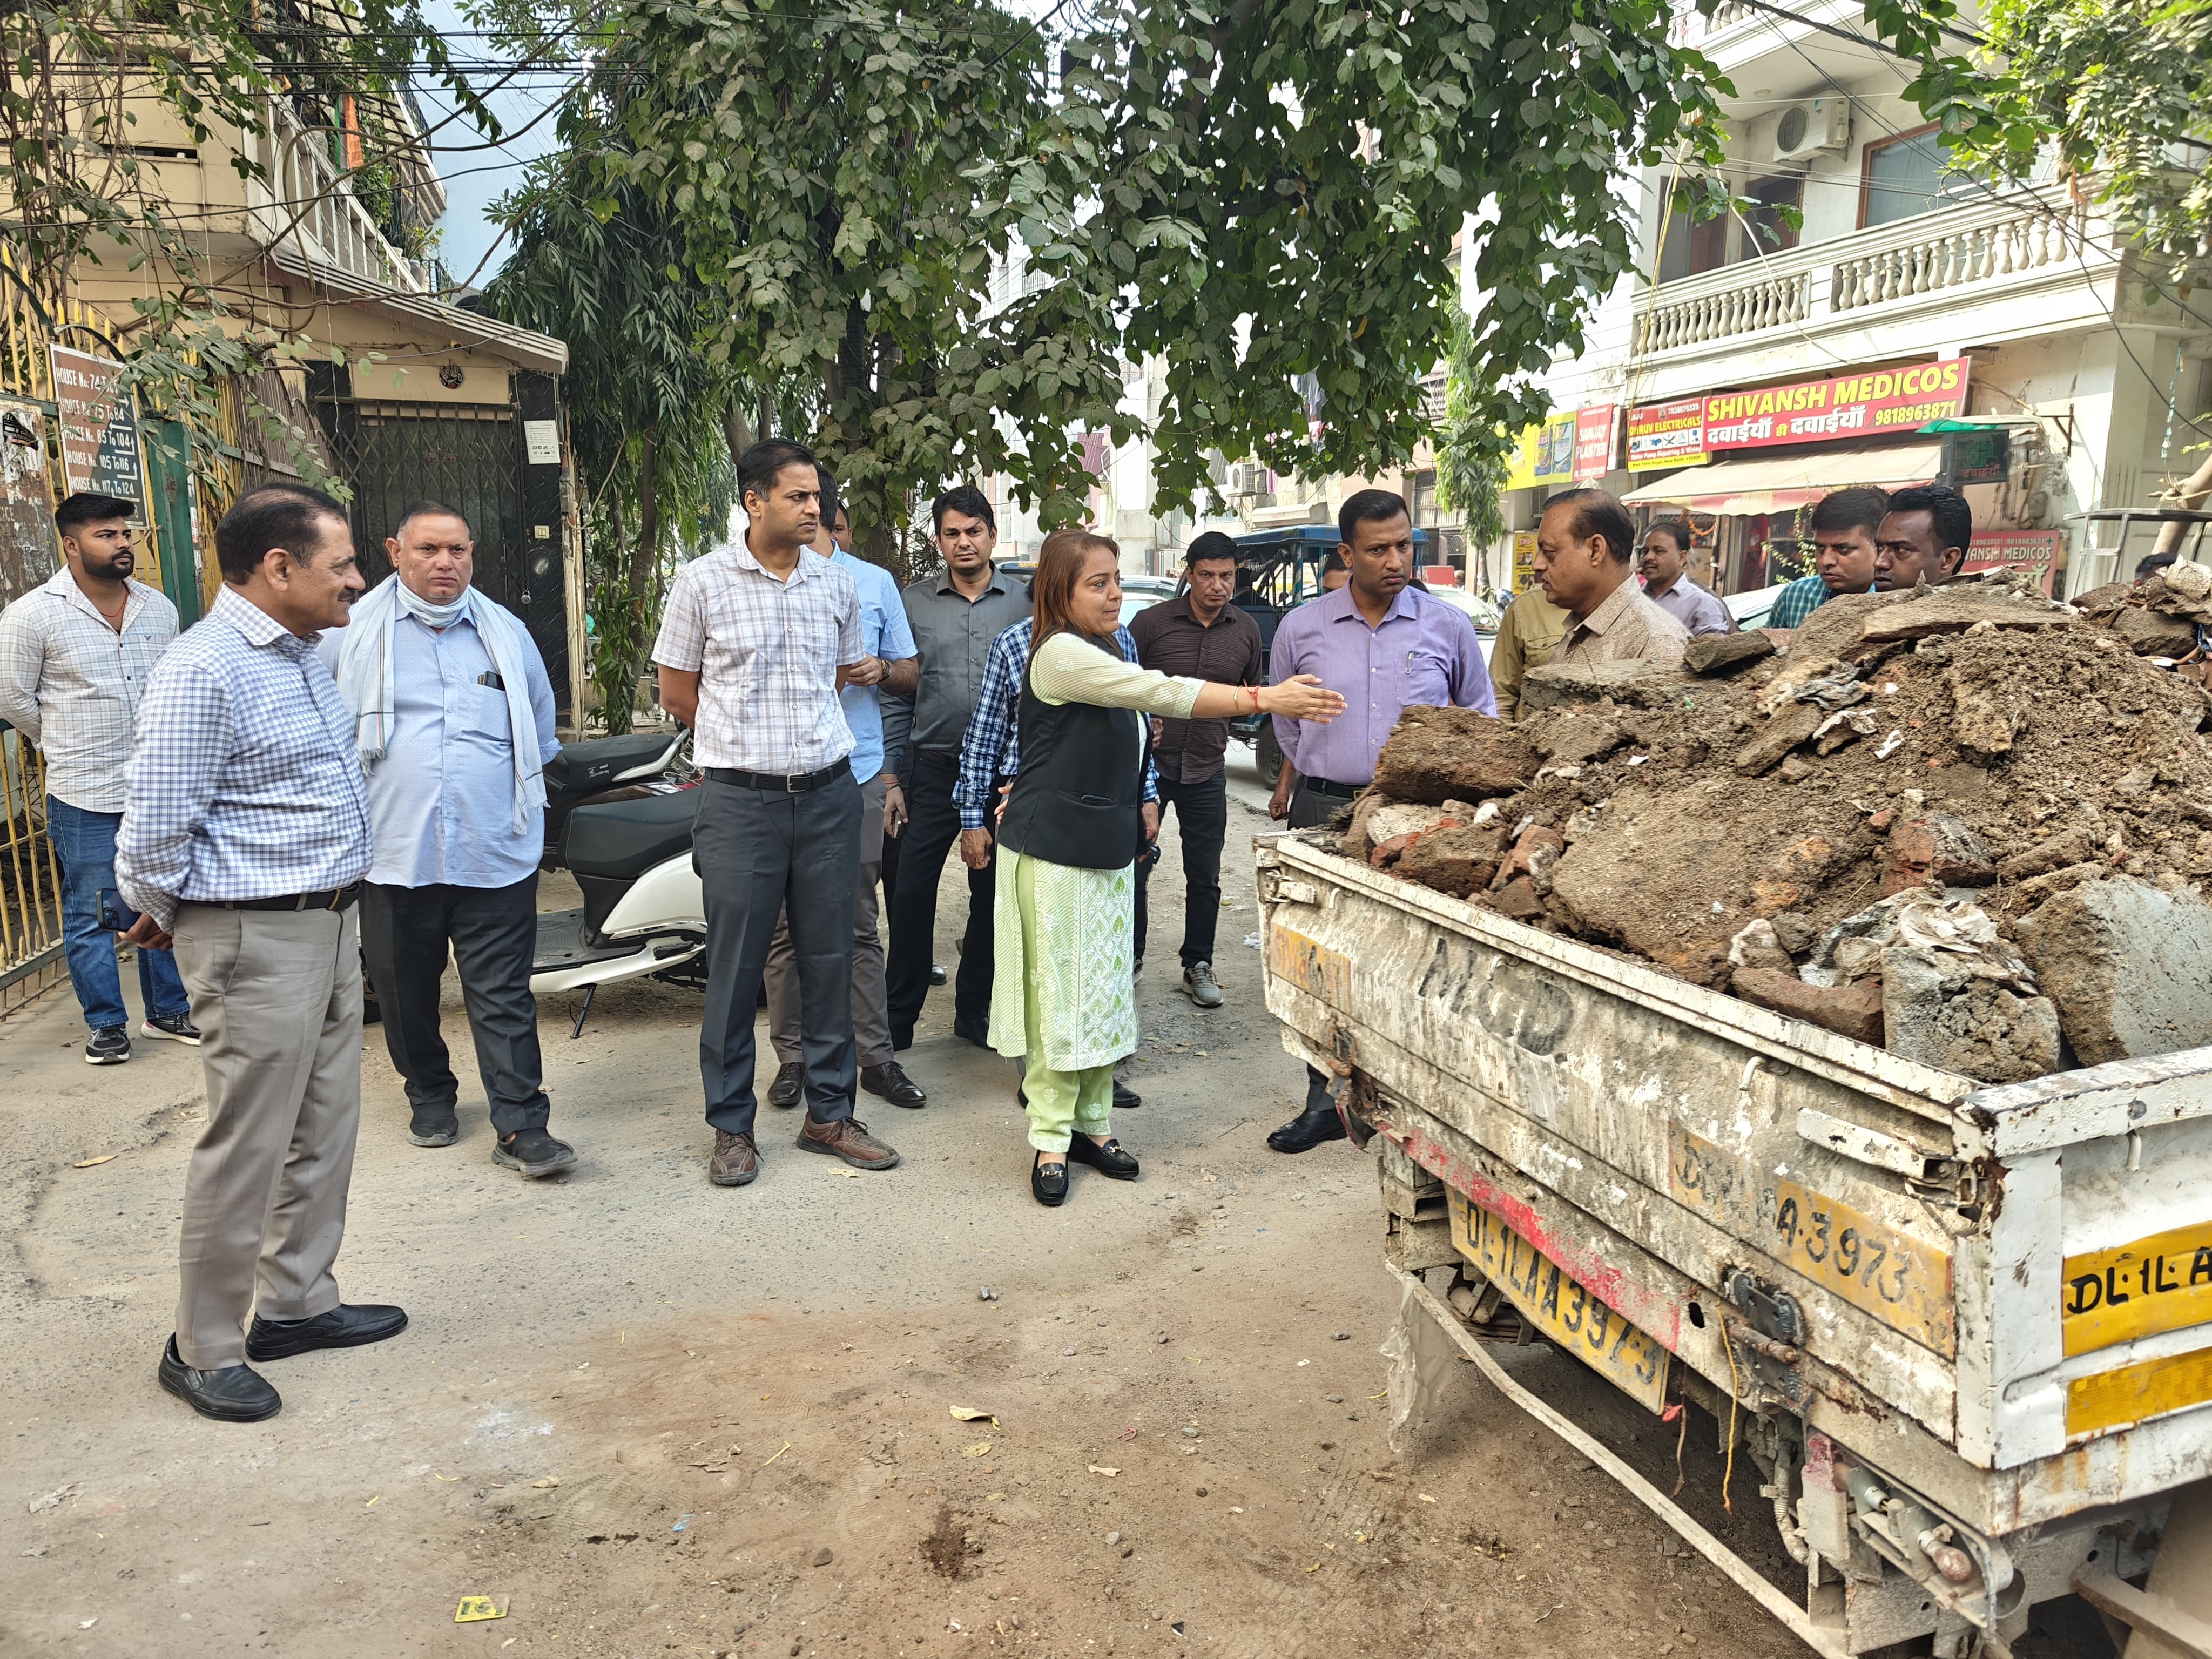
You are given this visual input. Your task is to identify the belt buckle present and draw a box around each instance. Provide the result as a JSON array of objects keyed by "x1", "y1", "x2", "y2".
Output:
[{"x1": 786, "y1": 772, "x2": 805, "y2": 793}]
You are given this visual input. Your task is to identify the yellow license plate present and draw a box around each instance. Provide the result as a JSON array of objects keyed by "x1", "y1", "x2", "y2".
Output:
[
  {"x1": 1448, "y1": 1189, "x2": 1669, "y2": 1412},
  {"x1": 2067, "y1": 1342, "x2": 2212, "y2": 1438},
  {"x1": 2062, "y1": 1223, "x2": 2212, "y2": 1358},
  {"x1": 1668, "y1": 1123, "x2": 1956, "y2": 1358},
  {"x1": 1266, "y1": 924, "x2": 1349, "y2": 1006}
]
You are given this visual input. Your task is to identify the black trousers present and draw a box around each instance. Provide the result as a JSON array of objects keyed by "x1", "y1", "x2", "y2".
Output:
[
  {"x1": 694, "y1": 772, "x2": 861, "y2": 1136},
  {"x1": 1292, "y1": 778, "x2": 1348, "y2": 1111},
  {"x1": 1134, "y1": 772, "x2": 1230, "y2": 971},
  {"x1": 885, "y1": 746, "x2": 996, "y2": 1034},
  {"x1": 359, "y1": 875, "x2": 551, "y2": 1137}
]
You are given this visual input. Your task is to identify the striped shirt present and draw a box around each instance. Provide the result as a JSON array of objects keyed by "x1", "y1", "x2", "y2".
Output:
[
  {"x1": 116, "y1": 586, "x2": 370, "y2": 930},
  {"x1": 651, "y1": 542, "x2": 865, "y2": 774},
  {"x1": 0, "y1": 567, "x2": 178, "y2": 813}
]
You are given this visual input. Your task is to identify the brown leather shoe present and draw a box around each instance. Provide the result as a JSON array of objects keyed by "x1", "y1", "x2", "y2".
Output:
[
  {"x1": 708, "y1": 1129, "x2": 760, "y2": 1186},
  {"x1": 796, "y1": 1116, "x2": 901, "y2": 1171}
]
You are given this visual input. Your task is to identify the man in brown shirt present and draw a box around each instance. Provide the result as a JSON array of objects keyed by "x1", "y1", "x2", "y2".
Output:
[
  {"x1": 1130, "y1": 532, "x2": 1263, "y2": 1008},
  {"x1": 1534, "y1": 488, "x2": 1689, "y2": 670}
]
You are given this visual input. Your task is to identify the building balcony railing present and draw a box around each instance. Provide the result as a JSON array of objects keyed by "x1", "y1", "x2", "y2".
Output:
[
  {"x1": 240, "y1": 96, "x2": 434, "y2": 297},
  {"x1": 1630, "y1": 187, "x2": 2101, "y2": 359}
]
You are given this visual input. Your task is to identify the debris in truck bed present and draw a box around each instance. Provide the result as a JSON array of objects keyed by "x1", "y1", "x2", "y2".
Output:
[{"x1": 1349, "y1": 571, "x2": 2212, "y2": 1081}]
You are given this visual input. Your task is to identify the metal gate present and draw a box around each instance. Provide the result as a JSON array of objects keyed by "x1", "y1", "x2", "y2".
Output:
[{"x1": 308, "y1": 387, "x2": 571, "y2": 710}]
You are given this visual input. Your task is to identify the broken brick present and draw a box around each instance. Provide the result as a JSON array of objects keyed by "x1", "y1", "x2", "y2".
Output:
[
  {"x1": 1882, "y1": 814, "x2": 1995, "y2": 894},
  {"x1": 1729, "y1": 969, "x2": 1885, "y2": 1046},
  {"x1": 1491, "y1": 878, "x2": 1546, "y2": 922}
]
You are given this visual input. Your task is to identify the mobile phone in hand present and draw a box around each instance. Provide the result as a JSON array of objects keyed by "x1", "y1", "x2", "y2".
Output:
[{"x1": 99, "y1": 888, "x2": 142, "y2": 934}]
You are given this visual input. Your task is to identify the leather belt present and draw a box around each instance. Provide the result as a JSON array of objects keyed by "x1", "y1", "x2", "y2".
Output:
[
  {"x1": 705, "y1": 762, "x2": 850, "y2": 794},
  {"x1": 211, "y1": 884, "x2": 360, "y2": 912},
  {"x1": 1300, "y1": 776, "x2": 1362, "y2": 799}
]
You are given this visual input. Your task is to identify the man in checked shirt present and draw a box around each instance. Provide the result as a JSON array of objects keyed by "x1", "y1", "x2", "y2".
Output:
[
  {"x1": 116, "y1": 485, "x2": 407, "y2": 1423},
  {"x1": 0, "y1": 492, "x2": 195, "y2": 1064}
]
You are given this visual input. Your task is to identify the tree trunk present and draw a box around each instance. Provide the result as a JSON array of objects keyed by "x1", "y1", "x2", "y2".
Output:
[
  {"x1": 630, "y1": 422, "x2": 661, "y2": 597},
  {"x1": 722, "y1": 401, "x2": 753, "y2": 466},
  {"x1": 2155, "y1": 450, "x2": 2212, "y2": 556}
]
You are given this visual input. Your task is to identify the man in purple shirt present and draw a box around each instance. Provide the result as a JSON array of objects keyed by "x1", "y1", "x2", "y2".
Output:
[
  {"x1": 1637, "y1": 519, "x2": 1733, "y2": 637},
  {"x1": 1263, "y1": 488, "x2": 1494, "y2": 1153}
]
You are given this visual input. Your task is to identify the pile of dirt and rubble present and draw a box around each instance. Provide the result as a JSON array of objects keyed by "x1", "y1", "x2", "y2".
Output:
[{"x1": 1343, "y1": 570, "x2": 2212, "y2": 1083}]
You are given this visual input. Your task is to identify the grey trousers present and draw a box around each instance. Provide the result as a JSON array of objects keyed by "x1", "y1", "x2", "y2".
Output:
[
  {"x1": 358, "y1": 876, "x2": 550, "y2": 1137},
  {"x1": 171, "y1": 904, "x2": 364, "y2": 1369},
  {"x1": 695, "y1": 771, "x2": 861, "y2": 1136},
  {"x1": 767, "y1": 771, "x2": 890, "y2": 1069}
]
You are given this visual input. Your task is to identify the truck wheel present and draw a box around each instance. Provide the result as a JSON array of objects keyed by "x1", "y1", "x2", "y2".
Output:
[{"x1": 1256, "y1": 721, "x2": 1284, "y2": 788}]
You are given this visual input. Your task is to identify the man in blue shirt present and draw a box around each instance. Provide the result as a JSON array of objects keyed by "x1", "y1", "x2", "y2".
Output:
[
  {"x1": 763, "y1": 477, "x2": 925, "y2": 1111},
  {"x1": 118, "y1": 484, "x2": 403, "y2": 1423},
  {"x1": 1766, "y1": 487, "x2": 1890, "y2": 629},
  {"x1": 333, "y1": 502, "x2": 570, "y2": 1178}
]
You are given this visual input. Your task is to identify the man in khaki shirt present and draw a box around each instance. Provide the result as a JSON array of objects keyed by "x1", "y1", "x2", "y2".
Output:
[
  {"x1": 1533, "y1": 487, "x2": 1689, "y2": 669},
  {"x1": 1486, "y1": 588, "x2": 1570, "y2": 720}
]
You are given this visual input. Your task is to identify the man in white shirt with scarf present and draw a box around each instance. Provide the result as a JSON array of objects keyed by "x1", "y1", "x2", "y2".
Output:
[{"x1": 334, "y1": 501, "x2": 571, "y2": 1177}]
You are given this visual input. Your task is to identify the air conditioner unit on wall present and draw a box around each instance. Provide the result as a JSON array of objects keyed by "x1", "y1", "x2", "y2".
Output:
[{"x1": 1772, "y1": 99, "x2": 1851, "y2": 163}]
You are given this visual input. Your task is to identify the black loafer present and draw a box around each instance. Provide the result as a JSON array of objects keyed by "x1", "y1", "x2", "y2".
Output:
[
  {"x1": 861, "y1": 1061, "x2": 928, "y2": 1109},
  {"x1": 766, "y1": 1060, "x2": 805, "y2": 1110},
  {"x1": 1112, "y1": 1078, "x2": 1142, "y2": 1110},
  {"x1": 1031, "y1": 1152, "x2": 1068, "y2": 1208},
  {"x1": 1267, "y1": 1102, "x2": 1348, "y2": 1154},
  {"x1": 1068, "y1": 1134, "x2": 1139, "y2": 1180},
  {"x1": 929, "y1": 965, "x2": 948, "y2": 986},
  {"x1": 159, "y1": 1337, "x2": 280, "y2": 1422},
  {"x1": 245, "y1": 1303, "x2": 409, "y2": 1362}
]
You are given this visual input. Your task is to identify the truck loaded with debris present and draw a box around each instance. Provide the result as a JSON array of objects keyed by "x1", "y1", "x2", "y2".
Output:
[{"x1": 1256, "y1": 570, "x2": 2212, "y2": 1657}]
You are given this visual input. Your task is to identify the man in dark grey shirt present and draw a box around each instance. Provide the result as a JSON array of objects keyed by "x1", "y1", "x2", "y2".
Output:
[{"x1": 881, "y1": 486, "x2": 1030, "y2": 1049}]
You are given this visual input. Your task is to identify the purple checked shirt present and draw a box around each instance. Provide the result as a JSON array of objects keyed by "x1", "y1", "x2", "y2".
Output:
[{"x1": 1268, "y1": 585, "x2": 1496, "y2": 787}]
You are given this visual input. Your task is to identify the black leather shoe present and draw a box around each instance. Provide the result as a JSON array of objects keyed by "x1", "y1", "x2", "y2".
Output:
[
  {"x1": 862, "y1": 1061, "x2": 928, "y2": 1108},
  {"x1": 952, "y1": 1016, "x2": 993, "y2": 1049},
  {"x1": 159, "y1": 1337, "x2": 281, "y2": 1422},
  {"x1": 1031, "y1": 1152, "x2": 1068, "y2": 1208},
  {"x1": 766, "y1": 1060, "x2": 805, "y2": 1109},
  {"x1": 1112, "y1": 1077, "x2": 1142, "y2": 1110},
  {"x1": 1068, "y1": 1134, "x2": 1139, "y2": 1180},
  {"x1": 929, "y1": 965, "x2": 948, "y2": 986},
  {"x1": 245, "y1": 1303, "x2": 409, "y2": 1362},
  {"x1": 1267, "y1": 1102, "x2": 1347, "y2": 1154}
]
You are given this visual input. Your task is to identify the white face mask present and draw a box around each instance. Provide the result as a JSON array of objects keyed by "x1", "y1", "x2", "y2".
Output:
[{"x1": 397, "y1": 581, "x2": 471, "y2": 628}]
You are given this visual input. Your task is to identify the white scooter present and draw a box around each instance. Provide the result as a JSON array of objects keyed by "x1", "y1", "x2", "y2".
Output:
[{"x1": 535, "y1": 728, "x2": 706, "y2": 1036}]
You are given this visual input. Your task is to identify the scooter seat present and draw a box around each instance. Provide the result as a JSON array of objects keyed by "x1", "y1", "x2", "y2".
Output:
[
  {"x1": 563, "y1": 790, "x2": 698, "y2": 880},
  {"x1": 545, "y1": 732, "x2": 677, "y2": 797}
]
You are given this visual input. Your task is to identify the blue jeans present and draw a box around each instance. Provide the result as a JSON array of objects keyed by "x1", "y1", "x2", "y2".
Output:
[{"x1": 46, "y1": 795, "x2": 190, "y2": 1032}]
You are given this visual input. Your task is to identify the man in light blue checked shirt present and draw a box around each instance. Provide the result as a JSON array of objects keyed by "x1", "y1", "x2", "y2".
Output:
[
  {"x1": 334, "y1": 501, "x2": 571, "y2": 1179},
  {"x1": 116, "y1": 484, "x2": 407, "y2": 1425}
]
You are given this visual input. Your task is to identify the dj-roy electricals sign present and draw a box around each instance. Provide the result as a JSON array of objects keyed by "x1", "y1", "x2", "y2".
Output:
[{"x1": 1626, "y1": 358, "x2": 1971, "y2": 471}]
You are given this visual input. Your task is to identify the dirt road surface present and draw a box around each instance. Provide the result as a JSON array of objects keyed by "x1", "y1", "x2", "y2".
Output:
[{"x1": 0, "y1": 757, "x2": 2100, "y2": 1657}]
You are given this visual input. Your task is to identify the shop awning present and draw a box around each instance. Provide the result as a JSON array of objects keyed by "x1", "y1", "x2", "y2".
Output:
[{"x1": 1618, "y1": 442, "x2": 1943, "y2": 515}]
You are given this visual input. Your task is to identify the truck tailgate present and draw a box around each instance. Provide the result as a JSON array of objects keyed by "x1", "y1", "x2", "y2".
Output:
[{"x1": 1257, "y1": 829, "x2": 2212, "y2": 1534}]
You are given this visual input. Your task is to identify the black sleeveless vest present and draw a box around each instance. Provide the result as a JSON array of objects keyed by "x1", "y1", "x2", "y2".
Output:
[{"x1": 995, "y1": 630, "x2": 1148, "y2": 871}]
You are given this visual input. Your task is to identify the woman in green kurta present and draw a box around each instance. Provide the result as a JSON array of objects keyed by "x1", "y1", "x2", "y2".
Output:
[{"x1": 986, "y1": 529, "x2": 1344, "y2": 1206}]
